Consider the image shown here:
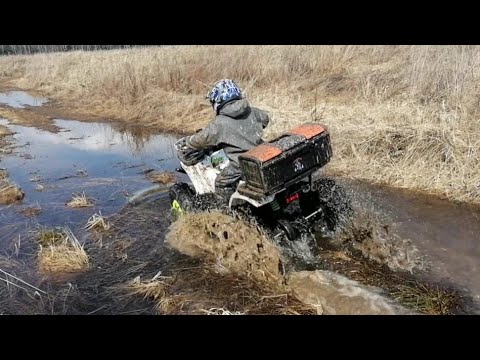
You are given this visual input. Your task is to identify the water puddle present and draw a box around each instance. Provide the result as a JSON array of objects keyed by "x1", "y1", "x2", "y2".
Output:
[
  {"x1": 0, "y1": 91, "x2": 48, "y2": 109},
  {"x1": 0, "y1": 118, "x2": 183, "y2": 251}
]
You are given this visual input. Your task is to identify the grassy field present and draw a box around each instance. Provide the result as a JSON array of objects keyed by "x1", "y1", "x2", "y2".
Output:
[{"x1": 1, "y1": 45, "x2": 479, "y2": 203}]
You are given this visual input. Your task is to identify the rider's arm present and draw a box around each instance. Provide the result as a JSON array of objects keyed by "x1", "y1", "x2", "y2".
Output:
[
  {"x1": 253, "y1": 107, "x2": 270, "y2": 129},
  {"x1": 260, "y1": 111, "x2": 270, "y2": 129},
  {"x1": 185, "y1": 121, "x2": 220, "y2": 150}
]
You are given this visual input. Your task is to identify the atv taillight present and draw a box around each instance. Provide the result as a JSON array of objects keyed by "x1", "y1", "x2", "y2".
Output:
[{"x1": 285, "y1": 192, "x2": 300, "y2": 204}]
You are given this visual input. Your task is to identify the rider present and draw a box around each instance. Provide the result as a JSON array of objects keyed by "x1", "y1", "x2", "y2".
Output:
[{"x1": 185, "y1": 79, "x2": 270, "y2": 198}]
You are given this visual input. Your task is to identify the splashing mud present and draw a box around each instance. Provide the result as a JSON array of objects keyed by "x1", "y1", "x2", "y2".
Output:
[
  {"x1": 337, "y1": 178, "x2": 480, "y2": 306},
  {"x1": 164, "y1": 211, "x2": 418, "y2": 314},
  {"x1": 337, "y1": 212, "x2": 425, "y2": 273},
  {"x1": 165, "y1": 211, "x2": 283, "y2": 285}
]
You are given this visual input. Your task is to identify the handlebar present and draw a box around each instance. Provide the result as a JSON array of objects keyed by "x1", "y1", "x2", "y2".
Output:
[{"x1": 174, "y1": 136, "x2": 219, "y2": 156}]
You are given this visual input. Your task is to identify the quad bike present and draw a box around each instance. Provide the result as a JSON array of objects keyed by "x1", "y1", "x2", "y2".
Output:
[{"x1": 169, "y1": 123, "x2": 352, "y2": 242}]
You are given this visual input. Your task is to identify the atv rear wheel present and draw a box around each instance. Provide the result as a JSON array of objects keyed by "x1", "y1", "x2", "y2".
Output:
[
  {"x1": 277, "y1": 219, "x2": 299, "y2": 241},
  {"x1": 313, "y1": 177, "x2": 353, "y2": 231}
]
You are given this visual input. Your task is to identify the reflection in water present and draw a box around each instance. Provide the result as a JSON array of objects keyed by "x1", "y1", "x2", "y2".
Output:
[
  {"x1": 0, "y1": 91, "x2": 48, "y2": 108},
  {"x1": 114, "y1": 124, "x2": 156, "y2": 155}
]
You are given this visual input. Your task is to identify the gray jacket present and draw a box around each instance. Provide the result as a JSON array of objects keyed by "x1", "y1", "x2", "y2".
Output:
[{"x1": 186, "y1": 98, "x2": 270, "y2": 166}]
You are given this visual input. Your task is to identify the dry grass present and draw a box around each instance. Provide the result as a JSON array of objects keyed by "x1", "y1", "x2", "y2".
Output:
[
  {"x1": 121, "y1": 275, "x2": 171, "y2": 301},
  {"x1": 1, "y1": 46, "x2": 480, "y2": 203},
  {"x1": 117, "y1": 275, "x2": 187, "y2": 314},
  {"x1": 0, "y1": 106, "x2": 58, "y2": 132},
  {"x1": 37, "y1": 227, "x2": 89, "y2": 274},
  {"x1": 391, "y1": 282, "x2": 460, "y2": 315},
  {"x1": 85, "y1": 212, "x2": 111, "y2": 231},
  {"x1": 147, "y1": 171, "x2": 176, "y2": 184},
  {"x1": 0, "y1": 124, "x2": 13, "y2": 137},
  {"x1": 36, "y1": 227, "x2": 65, "y2": 246},
  {"x1": 66, "y1": 192, "x2": 94, "y2": 208},
  {"x1": 0, "y1": 179, "x2": 24, "y2": 205}
]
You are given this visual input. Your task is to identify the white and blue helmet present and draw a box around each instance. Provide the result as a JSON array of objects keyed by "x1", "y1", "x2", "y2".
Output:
[{"x1": 206, "y1": 79, "x2": 243, "y2": 113}]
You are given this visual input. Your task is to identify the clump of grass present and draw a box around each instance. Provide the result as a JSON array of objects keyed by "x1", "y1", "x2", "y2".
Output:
[
  {"x1": 37, "y1": 227, "x2": 89, "y2": 274},
  {"x1": 121, "y1": 276, "x2": 171, "y2": 300},
  {"x1": 0, "y1": 179, "x2": 25, "y2": 205},
  {"x1": 66, "y1": 192, "x2": 94, "y2": 208},
  {"x1": 36, "y1": 227, "x2": 65, "y2": 246},
  {"x1": 391, "y1": 282, "x2": 460, "y2": 315},
  {"x1": 85, "y1": 212, "x2": 111, "y2": 231},
  {"x1": 117, "y1": 275, "x2": 187, "y2": 314},
  {"x1": 147, "y1": 171, "x2": 176, "y2": 184},
  {"x1": 0, "y1": 125, "x2": 13, "y2": 137}
]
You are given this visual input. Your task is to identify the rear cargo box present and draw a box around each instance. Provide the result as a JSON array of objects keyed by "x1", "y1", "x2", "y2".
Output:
[{"x1": 238, "y1": 123, "x2": 332, "y2": 195}]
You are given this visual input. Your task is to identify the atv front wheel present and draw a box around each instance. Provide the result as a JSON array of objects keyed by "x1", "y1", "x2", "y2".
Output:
[{"x1": 169, "y1": 182, "x2": 196, "y2": 216}]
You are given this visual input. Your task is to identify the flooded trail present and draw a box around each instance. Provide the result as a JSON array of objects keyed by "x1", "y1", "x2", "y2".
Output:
[{"x1": 1, "y1": 89, "x2": 479, "y2": 314}]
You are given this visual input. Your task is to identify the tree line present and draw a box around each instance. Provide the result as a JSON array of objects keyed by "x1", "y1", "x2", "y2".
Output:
[{"x1": 0, "y1": 45, "x2": 147, "y2": 56}]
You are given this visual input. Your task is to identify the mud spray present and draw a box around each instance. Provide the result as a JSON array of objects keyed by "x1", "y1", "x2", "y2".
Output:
[
  {"x1": 335, "y1": 211, "x2": 426, "y2": 273},
  {"x1": 165, "y1": 211, "x2": 411, "y2": 315}
]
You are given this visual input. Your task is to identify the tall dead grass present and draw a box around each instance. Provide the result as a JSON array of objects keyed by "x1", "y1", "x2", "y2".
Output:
[{"x1": 1, "y1": 45, "x2": 480, "y2": 202}]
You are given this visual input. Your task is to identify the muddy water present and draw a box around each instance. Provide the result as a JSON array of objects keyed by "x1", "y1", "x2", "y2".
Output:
[
  {"x1": 0, "y1": 91, "x2": 48, "y2": 108},
  {"x1": 0, "y1": 118, "x2": 182, "y2": 251},
  {"x1": 339, "y1": 179, "x2": 480, "y2": 305}
]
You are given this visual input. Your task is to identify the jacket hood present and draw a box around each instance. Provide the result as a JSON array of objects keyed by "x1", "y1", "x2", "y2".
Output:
[{"x1": 218, "y1": 98, "x2": 250, "y2": 119}]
